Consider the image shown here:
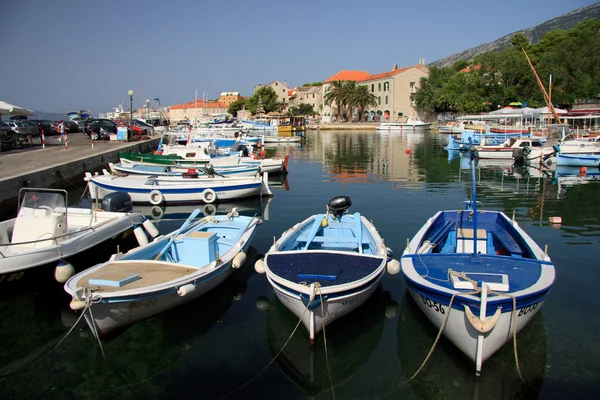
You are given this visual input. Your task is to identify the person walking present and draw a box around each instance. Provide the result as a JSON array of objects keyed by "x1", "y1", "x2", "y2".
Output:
[{"x1": 57, "y1": 120, "x2": 65, "y2": 143}]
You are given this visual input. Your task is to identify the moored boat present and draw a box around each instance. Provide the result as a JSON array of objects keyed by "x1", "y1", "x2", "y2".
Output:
[
  {"x1": 400, "y1": 152, "x2": 555, "y2": 375},
  {"x1": 254, "y1": 196, "x2": 400, "y2": 342},
  {"x1": 65, "y1": 208, "x2": 261, "y2": 336}
]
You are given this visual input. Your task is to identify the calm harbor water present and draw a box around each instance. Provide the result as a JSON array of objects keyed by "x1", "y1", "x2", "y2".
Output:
[{"x1": 1, "y1": 129, "x2": 599, "y2": 399}]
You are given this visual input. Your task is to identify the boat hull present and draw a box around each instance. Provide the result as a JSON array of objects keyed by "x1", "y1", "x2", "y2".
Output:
[{"x1": 556, "y1": 153, "x2": 600, "y2": 167}]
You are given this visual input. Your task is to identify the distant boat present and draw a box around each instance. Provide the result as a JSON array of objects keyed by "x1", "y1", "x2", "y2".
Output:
[
  {"x1": 400, "y1": 152, "x2": 555, "y2": 375},
  {"x1": 377, "y1": 117, "x2": 432, "y2": 130}
]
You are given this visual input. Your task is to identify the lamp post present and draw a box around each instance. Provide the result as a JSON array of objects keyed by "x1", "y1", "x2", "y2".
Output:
[
  {"x1": 128, "y1": 89, "x2": 134, "y2": 122},
  {"x1": 146, "y1": 98, "x2": 150, "y2": 121}
]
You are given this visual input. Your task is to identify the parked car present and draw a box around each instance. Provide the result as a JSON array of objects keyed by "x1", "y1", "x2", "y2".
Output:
[
  {"x1": 75, "y1": 118, "x2": 91, "y2": 133},
  {"x1": 8, "y1": 121, "x2": 39, "y2": 139},
  {"x1": 30, "y1": 119, "x2": 57, "y2": 135},
  {"x1": 55, "y1": 120, "x2": 80, "y2": 133},
  {"x1": 133, "y1": 119, "x2": 155, "y2": 135},
  {"x1": 85, "y1": 119, "x2": 132, "y2": 141}
]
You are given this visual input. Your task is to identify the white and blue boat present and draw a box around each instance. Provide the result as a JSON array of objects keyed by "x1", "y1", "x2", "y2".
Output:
[
  {"x1": 556, "y1": 153, "x2": 600, "y2": 167},
  {"x1": 84, "y1": 170, "x2": 272, "y2": 205},
  {"x1": 65, "y1": 208, "x2": 261, "y2": 335},
  {"x1": 255, "y1": 196, "x2": 400, "y2": 342},
  {"x1": 401, "y1": 152, "x2": 555, "y2": 375},
  {"x1": 446, "y1": 128, "x2": 535, "y2": 151},
  {"x1": 108, "y1": 161, "x2": 260, "y2": 177}
]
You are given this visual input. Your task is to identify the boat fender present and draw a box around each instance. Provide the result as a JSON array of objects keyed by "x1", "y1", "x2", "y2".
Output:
[
  {"x1": 465, "y1": 305, "x2": 502, "y2": 333},
  {"x1": 149, "y1": 189, "x2": 164, "y2": 205},
  {"x1": 386, "y1": 259, "x2": 401, "y2": 275},
  {"x1": 55, "y1": 259, "x2": 75, "y2": 283},
  {"x1": 256, "y1": 295, "x2": 270, "y2": 311},
  {"x1": 70, "y1": 298, "x2": 86, "y2": 311},
  {"x1": 134, "y1": 225, "x2": 149, "y2": 247},
  {"x1": 385, "y1": 301, "x2": 400, "y2": 319},
  {"x1": 177, "y1": 284, "x2": 196, "y2": 297},
  {"x1": 386, "y1": 247, "x2": 394, "y2": 262},
  {"x1": 254, "y1": 259, "x2": 265, "y2": 274},
  {"x1": 232, "y1": 251, "x2": 247, "y2": 269},
  {"x1": 142, "y1": 218, "x2": 160, "y2": 237},
  {"x1": 201, "y1": 188, "x2": 217, "y2": 204}
]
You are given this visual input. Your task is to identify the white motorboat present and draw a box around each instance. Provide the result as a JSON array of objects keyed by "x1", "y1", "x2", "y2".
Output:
[{"x1": 377, "y1": 117, "x2": 432, "y2": 130}]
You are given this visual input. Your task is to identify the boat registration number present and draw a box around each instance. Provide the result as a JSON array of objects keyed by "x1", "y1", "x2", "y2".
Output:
[
  {"x1": 517, "y1": 303, "x2": 538, "y2": 317},
  {"x1": 0, "y1": 272, "x2": 25, "y2": 284},
  {"x1": 420, "y1": 295, "x2": 445, "y2": 314},
  {"x1": 128, "y1": 299, "x2": 159, "y2": 309}
]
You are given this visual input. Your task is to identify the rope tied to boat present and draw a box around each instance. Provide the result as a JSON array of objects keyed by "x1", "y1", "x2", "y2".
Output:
[{"x1": 316, "y1": 282, "x2": 336, "y2": 400}]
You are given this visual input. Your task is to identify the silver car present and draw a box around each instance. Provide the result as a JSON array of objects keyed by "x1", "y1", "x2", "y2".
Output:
[{"x1": 8, "y1": 121, "x2": 40, "y2": 138}]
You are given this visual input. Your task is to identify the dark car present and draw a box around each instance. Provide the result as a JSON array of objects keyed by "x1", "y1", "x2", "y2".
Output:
[
  {"x1": 85, "y1": 119, "x2": 132, "y2": 140},
  {"x1": 29, "y1": 119, "x2": 57, "y2": 136},
  {"x1": 57, "y1": 120, "x2": 79, "y2": 133}
]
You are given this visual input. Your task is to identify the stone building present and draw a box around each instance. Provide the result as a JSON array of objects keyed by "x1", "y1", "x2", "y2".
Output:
[
  {"x1": 168, "y1": 100, "x2": 229, "y2": 123},
  {"x1": 219, "y1": 92, "x2": 241, "y2": 107}
]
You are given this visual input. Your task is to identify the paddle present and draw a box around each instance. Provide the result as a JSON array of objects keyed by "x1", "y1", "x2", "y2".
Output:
[{"x1": 154, "y1": 208, "x2": 201, "y2": 260}]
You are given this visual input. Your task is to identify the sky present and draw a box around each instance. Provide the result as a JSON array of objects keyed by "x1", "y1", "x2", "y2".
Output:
[{"x1": 0, "y1": 0, "x2": 596, "y2": 115}]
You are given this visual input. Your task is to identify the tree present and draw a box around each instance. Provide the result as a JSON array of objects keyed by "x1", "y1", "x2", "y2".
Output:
[
  {"x1": 246, "y1": 86, "x2": 281, "y2": 115},
  {"x1": 348, "y1": 84, "x2": 377, "y2": 122},
  {"x1": 227, "y1": 99, "x2": 246, "y2": 117},
  {"x1": 342, "y1": 80, "x2": 358, "y2": 121},
  {"x1": 324, "y1": 80, "x2": 345, "y2": 121}
]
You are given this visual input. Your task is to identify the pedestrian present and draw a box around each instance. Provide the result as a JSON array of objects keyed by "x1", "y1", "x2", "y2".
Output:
[{"x1": 57, "y1": 120, "x2": 65, "y2": 143}]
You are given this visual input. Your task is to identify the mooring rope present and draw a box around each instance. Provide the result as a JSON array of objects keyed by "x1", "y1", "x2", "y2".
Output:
[
  {"x1": 218, "y1": 284, "x2": 320, "y2": 400},
  {"x1": 317, "y1": 284, "x2": 336, "y2": 400}
]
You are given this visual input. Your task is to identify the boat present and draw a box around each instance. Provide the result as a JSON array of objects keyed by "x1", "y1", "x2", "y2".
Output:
[
  {"x1": 254, "y1": 196, "x2": 400, "y2": 342},
  {"x1": 84, "y1": 170, "x2": 272, "y2": 205},
  {"x1": 436, "y1": 121, "x2": 465, "y2": 134},
  {"x1": 0, "y1": 188, "x2": 148, "y2": 291},
  {"x1": 556, "y1": 153, "x2": 600, "y2": 167},
  {"x1": 65, "y1": 208, "x2": 261, "y2": 336},
  {"x1": 261, "y1": 134, "x2": 303, "y2": 144},
  {"x1": 377, "y1": 116, "x2": 432, "y2": 130},
  {"x1": 400, "y1": 152, "x2": 555, "y2": 375},
  {"x1": 553, "y1": 138, "x2": 600, "y2": 155},
  {"x1": 446, "y1": 128, "x2": 534, "y2": 151},
  {"x1": 474, "y1": 138, "x2": 554, "y2": 161},
  {"x1": 108, "y1": 161, "x2": 260, "y2": 177}
]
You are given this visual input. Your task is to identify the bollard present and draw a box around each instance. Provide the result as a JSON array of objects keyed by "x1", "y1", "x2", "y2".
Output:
[
  {"x1": 91, "y1": 135, "x2": 94, "y2": 148},
  {"x1": 65, "y1": 133, "x2": 68, "y2": 150},
  {"x1": 41, "y1": 129, "x2": 45, "y2": 149}
]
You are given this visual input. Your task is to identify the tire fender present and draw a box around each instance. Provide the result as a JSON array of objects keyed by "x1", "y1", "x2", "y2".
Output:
[
  {"x1": 149, "y1": 189, "x2": 164, "y2": 205},
  {"x1": 201, "y1": 188, "x2": 217, "y2": 204}
]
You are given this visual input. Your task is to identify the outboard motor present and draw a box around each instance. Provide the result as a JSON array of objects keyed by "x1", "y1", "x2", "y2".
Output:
[
  {"x1": 327, "y1": 196, "x2": 352, "y2": 218},
  {"x1": 101, "y1": 192, "x2": 133, "y2": 212},
  {"x1": 236, "y1": 143, "x2": 249, "y2": 157}
]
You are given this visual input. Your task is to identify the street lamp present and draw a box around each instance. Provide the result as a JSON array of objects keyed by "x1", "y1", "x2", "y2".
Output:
[
  {"x1": 145, "y1": 98, "x2": 150, "y2": 121},
  {"x1": 128, "y1": 89, "x2": 134, "y2": 122}
]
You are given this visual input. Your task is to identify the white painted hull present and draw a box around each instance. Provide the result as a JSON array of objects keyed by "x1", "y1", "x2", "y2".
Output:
[
  {"x1": 475, "y1": 149, "x2": 515, "y2": 159},
  {"x1": 269, "y1": 273, "x2": 382, "y2": 340},
  {"x1": 0, "y1": 210, "x2": 141, "y2": 275},
  {"x1": 408, "y1": 288, "x2": 543, "y2": 364}
]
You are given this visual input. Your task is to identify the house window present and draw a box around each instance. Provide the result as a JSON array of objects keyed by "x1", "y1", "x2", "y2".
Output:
[
  {"x1": 371, "y1": 84, "x2": 374, "y2": 92},
  {"x1": 312, "y1": 94, "x2": 315, "y2": 98},
  {"x1": 378, "y1": 83, "x2": 381, "y2": 91},
  {"x1": 385, "y1": 95, "x2": 388, "y2": 105},
  {"x1": 384, "y1": 82, "x2": 389, "y2": 91},
  {"x1": 378, "y1": 96, "x2": 381, "y2": 105},
  {"x1": 410, "y1": 82, "x2": 416, "y2": 92}
]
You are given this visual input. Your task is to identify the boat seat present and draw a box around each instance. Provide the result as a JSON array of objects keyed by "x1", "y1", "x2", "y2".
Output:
[
  {"x1": 491, "y1": 228, "x2": 523, "y2": 257},
  {"x1": 428, "y1": 220, "x2": 455, "y2": 245},
  {"x1": 297, "y1": 235, "x2": 369, "y2": 244},
  {"x1": 456, "y1": 228, "x2": 488, "y2": 254}
]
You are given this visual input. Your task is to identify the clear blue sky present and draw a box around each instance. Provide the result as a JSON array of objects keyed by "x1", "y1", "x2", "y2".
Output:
[{"x1": 0, "y1": 0, "x2": 596, "y2": 115}]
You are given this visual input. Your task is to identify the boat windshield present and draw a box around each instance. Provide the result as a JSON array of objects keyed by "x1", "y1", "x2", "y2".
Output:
[{"x1": 20, "y1": 191, "x2": 66, "y2": 211}]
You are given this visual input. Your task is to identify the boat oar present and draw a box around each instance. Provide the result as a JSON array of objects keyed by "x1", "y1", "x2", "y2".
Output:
[{"x1": 154, "y1": 208, "x2": 201, "y2": 260}]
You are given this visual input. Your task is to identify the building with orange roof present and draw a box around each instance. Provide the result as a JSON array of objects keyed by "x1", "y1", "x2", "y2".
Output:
[
  {"x1": 168, "y1": 99, "x2": 228, "y2": 123},
  {"x1": 321, "y1": 59, "x2": 429, "y2": 122},
  {"x1": 219, "y1": 92, "x2": 241, "y2": 106}
]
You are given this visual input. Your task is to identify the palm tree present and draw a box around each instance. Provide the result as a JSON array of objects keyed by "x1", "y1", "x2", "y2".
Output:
[
  {"x1": 349, "y1": 85, "x2": 378, "y2": 122},
  {"x1": 342, "y1": 81, "x2": 358, "y2": 121},
  {"x1": 324, "y1": 80, "x2": 345, "y2": 121}
]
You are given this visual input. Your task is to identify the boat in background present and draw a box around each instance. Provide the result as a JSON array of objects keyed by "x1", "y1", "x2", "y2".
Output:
[
  {"x1": 474, "y1": 138, "x2": 554, "y2": 161},
  {"x1": 556, "y1": 153, "x2": 600, "y2": 167},
  {"x1": 400, "y1": 152, "x2": 555, "y2": 375},
  {"x1": 377, "y1": 116, "x2": 432, "y2": 130},
  {"x1": 108, "y1": 161, "x2": 259, "y2": 178},
  {"x1": 255, "y1": 196, "x2": 400, "y2": 342},
  {"x1": 65, "y1": 209, "x2": 261, "y2": 336}
]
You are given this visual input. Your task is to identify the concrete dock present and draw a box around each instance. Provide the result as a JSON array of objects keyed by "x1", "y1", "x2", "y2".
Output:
[{"x1": 0, "y1": 133, "x2": 160, "y2": 209}]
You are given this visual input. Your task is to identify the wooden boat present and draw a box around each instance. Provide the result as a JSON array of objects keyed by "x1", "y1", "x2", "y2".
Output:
[
  {"x1": 254, "y1": 196, "x2": 400, "y2": 342},
  {"x1": 556, "y1": 153, "x2": 600, "y2": 167},
  {"x1": 108, "y1": 161, "x2": 259, "y2": 177},
  {"x1": 400, "y1": 152, "x2": 555, "y2": 375},
  {"x1": 0, "y1": 188, "x2": 147, "y2": 289},
  {"x1": 85, "y1": 170, "x2": 272, "y2": 205},
  {"x1": 65, "y1": 209, "x2": 261, "y2": 336}
]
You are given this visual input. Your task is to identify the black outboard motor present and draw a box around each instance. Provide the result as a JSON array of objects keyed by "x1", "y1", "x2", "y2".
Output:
[
  {"x1": 327, "y1": 196, "x2": 352, "y2": 218},
  {"x1": 236, "y1": 143, "x2": 249, "y2": 157},
  {"x1": 101, "y1": 192, "x2": 133, "y2": 212}
]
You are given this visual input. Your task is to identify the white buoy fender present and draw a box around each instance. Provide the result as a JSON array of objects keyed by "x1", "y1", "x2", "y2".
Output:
[
  {"x1": 70, "y1": 298, "x2": 86, "y2": 311},
  {"x1": 386, "y1": 259, "x2": 401, "y2": 275},
  {"x1": 142, "y1": 218, "x2": 160, "y2": 238},
  {"x1": 254, "y1": 258, "x2": 265, "y2": 274},
  {"x1": 232, "y1": 251, "x2": 247, "y2": 269},
  {"x1": 149, "y1": 189, "x2": 163, "y2": 205},
  {"x1": 177, "y1": 284, "x2": 196, "y2": 296},
  {"x1": 134, "y1": 225, "x2": 149, "y2": 246},
  {"x1": 201, "y1": 188, "x2": 217, "y2": 204},
  {"x1": 55, "y1": 259, "x2": 75, "y2": 283}
]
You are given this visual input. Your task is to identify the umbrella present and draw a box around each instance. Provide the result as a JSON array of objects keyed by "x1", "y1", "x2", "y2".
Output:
[
  {"x1": 0, "y1": 100, "x2": 34, "y2": 117},
  {"x1": 509, "y1": 101, "x2": 523, "y2": 107}
]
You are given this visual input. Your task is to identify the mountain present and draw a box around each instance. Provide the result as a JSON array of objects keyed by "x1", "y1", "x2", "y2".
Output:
[
  {"x1": 31, "y1": 111, "x2": 69, "y2": 121},
  {"x1": 429, "y1": 2, "x2": 600, "y2": 68}
]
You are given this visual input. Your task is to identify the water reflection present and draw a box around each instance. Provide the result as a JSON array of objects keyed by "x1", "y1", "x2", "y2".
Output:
[
  {"x1": 263, "y1": 286, "x2": 395, "y2": 397},
  {"x1": 397, "y1": 293, "x2": 546, "y2": 400}
]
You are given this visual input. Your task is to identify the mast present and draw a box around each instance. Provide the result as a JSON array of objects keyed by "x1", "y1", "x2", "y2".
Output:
[{"x1": 522, "y1": 48, "x2": 563, "y2": 124}]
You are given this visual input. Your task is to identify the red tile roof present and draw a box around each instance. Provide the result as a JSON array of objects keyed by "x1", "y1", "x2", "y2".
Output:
[
  {"x1": 459, "y1": 64, "x2": 481, "y2": 73},
  {"x1": 324, "y1": 64, "x2": 425, "y2": 83},
  {"x1": 169, "y1": 100, "x2": 227, "y2": 110}
]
